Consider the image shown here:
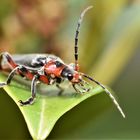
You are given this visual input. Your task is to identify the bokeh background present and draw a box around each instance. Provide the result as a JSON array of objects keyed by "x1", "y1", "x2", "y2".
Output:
[{"x1": 0, "y1": 0, "x2": 140, "y2": 139}]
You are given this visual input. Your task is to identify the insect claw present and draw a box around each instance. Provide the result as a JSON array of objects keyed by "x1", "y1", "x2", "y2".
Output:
[
  {"x1": 0, "y1": 82, "x2": 7, "y2": 88},
  {"x1": 18, "y1": 100, "x2": 24, "y2": 106},
  {"x1": 18, "y1": 97, "x2": 35, "y2": 106},
  {"x1": 86, "y1": 87, "x2": 91, "y2": 92}
]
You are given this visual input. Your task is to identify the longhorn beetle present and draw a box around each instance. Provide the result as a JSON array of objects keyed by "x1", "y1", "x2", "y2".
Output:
[{"x1": 0, "y1": 6, "x2": 125, "y2": 118}]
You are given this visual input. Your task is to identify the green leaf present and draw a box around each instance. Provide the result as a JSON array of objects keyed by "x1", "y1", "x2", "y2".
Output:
[{"x1": 0, "y1": 73, "x2": 105, "y2": 140}]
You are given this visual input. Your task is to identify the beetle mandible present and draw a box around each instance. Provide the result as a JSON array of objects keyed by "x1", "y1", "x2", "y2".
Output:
[{"x1": 0, "y1": 6, "x2": 125, "y2": 118}]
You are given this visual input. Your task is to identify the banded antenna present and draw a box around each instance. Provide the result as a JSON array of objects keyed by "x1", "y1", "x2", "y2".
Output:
[
  {"x1": 82, "y1": 73, "x2": 126, "y2": 118},
  {"x1": 74, "y1": 6, "x2": 93, "y2": 71}
]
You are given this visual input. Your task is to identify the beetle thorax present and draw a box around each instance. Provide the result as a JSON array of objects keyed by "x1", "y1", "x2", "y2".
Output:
[{"x1": 44, "y1": 60, "x2": 65, "y2": 77}]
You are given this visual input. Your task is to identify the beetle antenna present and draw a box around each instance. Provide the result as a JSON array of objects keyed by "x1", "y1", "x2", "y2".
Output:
[
  {"x1": 82, "y1": 73, "x2": 125, "y2": 118},
  {"x1": 74, "y1": 6, "x2": 93, "y2": 71}
]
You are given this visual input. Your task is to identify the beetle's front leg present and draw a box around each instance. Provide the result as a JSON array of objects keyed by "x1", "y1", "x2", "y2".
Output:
[
  {"x1": 72, "y1": 83, "x2": 88, "y2": 94},
  {"x1": 72, "y1": 84, "x2": 82, "y2": 94},
  {"x1": 19, "y1": 74, "x2": 40, "y2": 105},
  {"x1": 56, "y1": 77, "x2": 64, "y2": 95},
  {"x1": 19, "y1": 74, "x2": 39, "y2": 105},
  {"x1": 56, "y1": 84, "x2": 64, "y2": 95}
]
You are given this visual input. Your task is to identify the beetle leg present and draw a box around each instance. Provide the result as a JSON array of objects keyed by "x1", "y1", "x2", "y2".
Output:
[
  {"x1": 79, "y1": 80, "x2": 91, "y2": 92},
  {"x1": 56, "y1": 84, "x2": 64, "y2": 95},
  {"x1": 72, "y1": 84, "x2": 83, "y2": 94},
  {"x1": 72, "y1": 84, "x2": 78, "y2": 92},
  {"x1": 19, "y1": 75, "x2": 39, "y2": 106},
  {"x1": 0, "y1": 66, "x2": 20, "y2": 87},
  {"x1": 0, "y1": 64, "x2": 34, "y2": 87},
  {"x1": 0, "y1": 52, "x2": 17, "y2": 69},
  {"x1": 78, "y1": 82, "x2": 90, "y2": 92}
]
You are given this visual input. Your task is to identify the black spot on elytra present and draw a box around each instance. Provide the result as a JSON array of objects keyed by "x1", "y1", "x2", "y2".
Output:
[{"x1": 55, "y1": 61, "x2": 63, "y2": 67}]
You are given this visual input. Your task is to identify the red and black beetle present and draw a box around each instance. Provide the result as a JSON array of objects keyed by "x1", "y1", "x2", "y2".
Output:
[{"x1": 0, "y1": 6, "x2": 125, "y2": 118}]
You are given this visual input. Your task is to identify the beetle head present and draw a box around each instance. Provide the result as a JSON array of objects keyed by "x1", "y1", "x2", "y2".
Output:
[
  {"x1": 61, "y1": 65, "x2": 90, "y2": 93},
  {"x1": 61, "y1": 63, "x2": 81, "y2": 83}
]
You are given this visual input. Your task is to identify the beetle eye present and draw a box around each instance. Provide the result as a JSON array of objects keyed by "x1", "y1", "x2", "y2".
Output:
[{"x1": 67, "y1": 73, "x2": 73, "y2": 81}]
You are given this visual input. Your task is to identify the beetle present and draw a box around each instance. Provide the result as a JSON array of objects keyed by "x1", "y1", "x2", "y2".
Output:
[{"x1": 0, "y1": 6, "x2": 125, "y2": 118}]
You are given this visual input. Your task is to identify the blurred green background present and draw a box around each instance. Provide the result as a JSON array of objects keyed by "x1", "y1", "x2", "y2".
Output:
[{"x1": 0, "y1": 0, "x2": 140, "y2": 139}]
